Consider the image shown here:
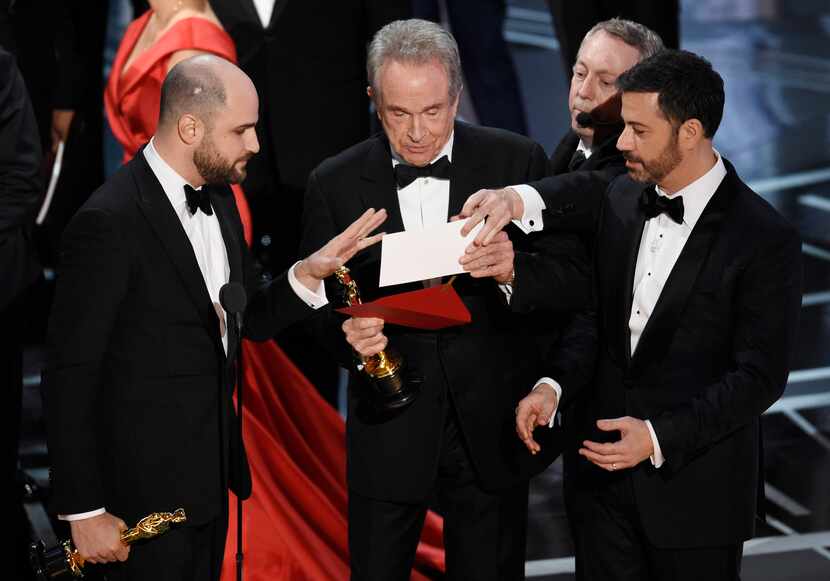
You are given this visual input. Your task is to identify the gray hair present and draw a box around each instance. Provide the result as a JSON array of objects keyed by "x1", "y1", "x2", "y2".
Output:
[
  {"x1": 367, "y1": 19, "x2": 463, "y2": 102},
  {"x1": 159, "y1": 55, "x2": 227, "y2": 129},
  {"x1": 580, "y1": 18, "x2": 664, "y2": 61}
]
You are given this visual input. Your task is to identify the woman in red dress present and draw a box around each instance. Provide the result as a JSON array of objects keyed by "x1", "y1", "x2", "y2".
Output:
[{"x1": 103, "y1": 2, "x2": 444, "y2": 579}]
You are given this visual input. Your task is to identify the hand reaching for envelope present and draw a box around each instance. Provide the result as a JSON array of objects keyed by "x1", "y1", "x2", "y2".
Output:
[{"x1": 343, "y1": 316, "x2": 387, "y2": 357}]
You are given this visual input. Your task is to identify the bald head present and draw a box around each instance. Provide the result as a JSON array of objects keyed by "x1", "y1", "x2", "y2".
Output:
[{"x1": 158, "y1": 54, "x2": 251, "y2": 130}]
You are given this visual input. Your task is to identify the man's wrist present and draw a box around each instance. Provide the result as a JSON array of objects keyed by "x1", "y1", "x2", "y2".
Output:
[{"x1": 507, "y1": 187, "x2": 524, "y2": 220}]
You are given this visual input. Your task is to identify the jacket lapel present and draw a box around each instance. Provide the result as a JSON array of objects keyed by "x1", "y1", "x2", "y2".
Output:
[
  {"x1": 129, "y1": 152, "x2": 220, "y2": 346},
  {"x1": 446, "y1": 122, "x2": 488, "y2": 220},
  {"x1": 549, "y1": 131, "x2": 579, "y2": 175},
  {"x1": 359, "y1": 134, "x2": 405, "y2": 235},
  {"x1": 629, "y1": 176, "x2": 731, "y2": 373},
  {"x1": 212, "y1": 187, "x2": 244, "y2": 364},
  {"x1": 614, "y1": 188, "x2": 647, "y2": 367}
]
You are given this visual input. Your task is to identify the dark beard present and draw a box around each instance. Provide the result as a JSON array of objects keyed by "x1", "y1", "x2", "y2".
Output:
[
  {"x1": 624, "y1": 134, "x2": 682, "y2": 184},
  {"x1": 193, "y1": 139, "x2": 247, "y2": 185}
]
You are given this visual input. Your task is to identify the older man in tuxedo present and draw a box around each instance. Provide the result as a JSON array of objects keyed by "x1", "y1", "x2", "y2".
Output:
[
  {"x1": 299, "y1": 18, "x2": 590, "y2": 581},
  {"x1": 515, "y1": 50, "x2": 803, "y2": 580},
  {"x1": 43, "y1": 55, "x2": 385, "y2": 581}
]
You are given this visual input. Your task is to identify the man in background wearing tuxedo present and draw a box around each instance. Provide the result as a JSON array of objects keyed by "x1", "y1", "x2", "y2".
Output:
[
  {"x1": 0, "y1": 45, "x2": 43, "y2": 581},
  {"x1": 300, "y1": 19, "x2": 590, "y2": 580},
  {"x1": 457, "y1": 18, "x2": 663, "y2": 248},
  {"x1": 516, "y1": 50, "x2": 803, "y2": 580},
  {"x1": 43, "y1": 55, "x2": 385, "y2": 581}
]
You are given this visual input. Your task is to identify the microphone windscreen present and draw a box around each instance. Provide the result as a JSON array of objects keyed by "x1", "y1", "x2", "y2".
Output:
[
  {"x1": 219, "y1": 282, "x2": 247, "y2": 314},
  {"x1": 575, "y1": 112, "x2": 594, "y2": 128}
]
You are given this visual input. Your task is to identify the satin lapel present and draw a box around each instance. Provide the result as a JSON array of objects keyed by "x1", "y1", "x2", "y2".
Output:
[
  {"x1": 446, "y1": 122, "x2": 487, "y2": 220},
  {"x1": 615, "y1": 190, "x2": 647, "y2": 367},
  {"x1": 630, "y1": 180, "x2": 730, "y2": 372},
  {"x1": 212, "y1": 187, "x2": 243, "y2": 364},
  {"x1": 549, "y1": 131, "x2": 579, "y2": 175},
  {"x1": 242, "y1": 0, "x2": 262, "y2": 26},
  {"x1": 211, "y1": 187, "x2": 243, "y2": 286},
  {"x1": 268, "y1": 0, "x2": 289, "y2": 29},
  {"x1": 359, "y1": 135, "x2": 405, "y2": 235},
  {"x1": 130, "y1": 154, "x2": 218, "y2": 339}
]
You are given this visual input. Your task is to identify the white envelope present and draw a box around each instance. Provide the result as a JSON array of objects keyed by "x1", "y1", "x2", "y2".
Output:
[{"x1": 379, "y1": 220, "x2": 484, "y2": 287}]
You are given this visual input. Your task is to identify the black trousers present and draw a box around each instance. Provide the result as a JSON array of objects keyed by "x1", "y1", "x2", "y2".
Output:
[
  {"x1": 566, "y1": 471, "x2": 742, "y2": 581},
  {"x1": 102, "y1": 511, "x2": 227, "y2": 581},
  {"x1": 349, "y1": 408, "x2": 529, "y2": 581}
]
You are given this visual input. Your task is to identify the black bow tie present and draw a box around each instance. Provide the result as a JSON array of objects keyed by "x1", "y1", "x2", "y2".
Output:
[
  {"x1": 184, "y1": 184, "x2": 213, "y2": 216},
  {"x1": 639, "y1": 187, "x2": 684, "y2": 224},
  {"x1": 394, "y1": 155, "x2": 451, "y2": 189}
]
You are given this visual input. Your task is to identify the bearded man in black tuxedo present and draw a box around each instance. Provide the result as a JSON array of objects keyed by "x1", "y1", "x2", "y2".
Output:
[
  {"x1": 513, "y1": 50, "x2": 803, "y2": 581},
  {"x1": 43, "y1": 55, "x2": 386, "y2": 581}
]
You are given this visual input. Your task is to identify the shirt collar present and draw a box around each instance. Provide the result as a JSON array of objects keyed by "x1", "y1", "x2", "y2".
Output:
[
  {"x1": 577, "y1": 138, "x2": 593, "y2": 159},
  {"x1": 143, "y1": 137, "x2": 200, "y2": 209},
  {"x1": 655, "y1": 149, "x2": 726, "y2": 229},
  {"x1": 391, "y1": 131, "x2": 454, "y2": 167}
]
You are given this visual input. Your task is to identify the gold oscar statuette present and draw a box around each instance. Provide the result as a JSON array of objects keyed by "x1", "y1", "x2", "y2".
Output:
[
  {"x1": 30, "y1": 508, "x2": 187, "y2": 579},
  {"x1": 334, "y1": 266, "x2": 418, "y2": 410}
]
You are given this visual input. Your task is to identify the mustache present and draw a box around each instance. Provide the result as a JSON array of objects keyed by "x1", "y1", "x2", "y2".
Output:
[{"x1": 623, "y1": 153, "x2": 641, "y2": 163}]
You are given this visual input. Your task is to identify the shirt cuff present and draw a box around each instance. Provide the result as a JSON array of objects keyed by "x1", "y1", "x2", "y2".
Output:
[
  {"x1": 59, "y1": 508, "x2": 106, "y2": 521},
  {"x1": 645, "y1": 419, "x2": 665, "y2": 468},
  {"x1": 288, "y1": 261, "x2": 329, "y2": 309},
  {"x1": 532, "y1": 377, "x2": 562, "y2": 428},
  {"x1": 510, "y1": 184, "x2": 546, "y2": 233}
]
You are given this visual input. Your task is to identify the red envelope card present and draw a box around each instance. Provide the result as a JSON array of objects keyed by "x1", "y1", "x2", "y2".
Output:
[{"x1": 335, "y1": 283, "x2": 471, "y2": 330}]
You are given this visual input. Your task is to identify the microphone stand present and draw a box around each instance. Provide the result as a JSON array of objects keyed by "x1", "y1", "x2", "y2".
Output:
[{"x1": 234, "y1": 310, "x2": 244, "y2": 581}]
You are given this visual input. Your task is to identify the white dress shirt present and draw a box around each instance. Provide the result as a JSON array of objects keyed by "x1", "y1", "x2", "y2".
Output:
[
  {"x1": 251, "y1": 0, "x2": 276, "y2": 27},
  {"x1": 632, "y1": 152, "x2": 726, "y2": 467},
  {"x1": 392, "y1": 135, "x2": 454, "y2": 288},
  {"x1": 60, "y1": 138, "x2": 326, "y2": 522},
  {"x1": 393, "y1": 134, "x2": 454, "y2": 233}
]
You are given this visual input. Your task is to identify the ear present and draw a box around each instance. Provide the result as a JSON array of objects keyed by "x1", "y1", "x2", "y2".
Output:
[
  {"x1": 367, "y1": 86, "x2": 382, "y2": 121},
  {"x1": 678, "y1": 118, "x2": 704, "y2": 151},
  {"x1": 177, "y1": 114, "x2": 202, "y2": 146}
]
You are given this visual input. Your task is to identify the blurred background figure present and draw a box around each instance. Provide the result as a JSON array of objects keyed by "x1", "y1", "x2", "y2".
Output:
[
  {"x1": 210, "y1": 0, "x2": 409, "y2": 404},
  {"x1": 0, "y1": 0, "x2": 108, "y2": 271},
  {"x1": 0, "y1": 46, "x2": 43, "y2": 581},
  {"x1": 414, "y1": 0, "x2": 529, "y2": 134}
]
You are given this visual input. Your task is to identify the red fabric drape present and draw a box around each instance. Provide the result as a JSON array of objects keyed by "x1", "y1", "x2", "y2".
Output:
[{"x1": 222, "y1": 341, "x2": 445, "y2": 579}]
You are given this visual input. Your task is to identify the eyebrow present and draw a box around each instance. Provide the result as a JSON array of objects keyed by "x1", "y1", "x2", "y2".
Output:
[
  {"x1": 387, "y1": 102, "x2": 443, "y2": 114},
  {"x1": 234, "y1": 122, "x2": 257, "y2": 131}
]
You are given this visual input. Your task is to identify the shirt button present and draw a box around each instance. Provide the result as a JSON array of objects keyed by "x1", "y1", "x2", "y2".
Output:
[
  {"x1": 529, "y1": 220, "x2": 535, "y2": 227},
  {"x1": 637, "y1": 310, "x2": 641, "y2": 314}
]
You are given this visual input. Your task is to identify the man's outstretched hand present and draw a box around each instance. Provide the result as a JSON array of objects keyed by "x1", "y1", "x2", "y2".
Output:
[
  {"x1": 457, "y1": 187, "x2": 524, "y2": 248},
  {"x1": 295, "y1": 208, "x2": 387, "y2": 290}
]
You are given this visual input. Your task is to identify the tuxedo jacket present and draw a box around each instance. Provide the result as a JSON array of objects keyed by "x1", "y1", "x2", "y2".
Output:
[
  {"x1": 43, "y1": 151, "x2": 311, "y2": 526},
  {"x1": 566, "y1": 159, "x2": 803, "y2": 548},
  {"x1": 299, "y1": 122, "x2": 591, "y2": 502}
]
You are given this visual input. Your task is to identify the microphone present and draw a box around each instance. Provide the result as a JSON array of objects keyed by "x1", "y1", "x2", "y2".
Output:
[
  {"x1": 219, "y1": 282, "x2": 247, "y2": 333},
  {"x1": 575, "y1": 111, "x2": 595, "y2": 128}
]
